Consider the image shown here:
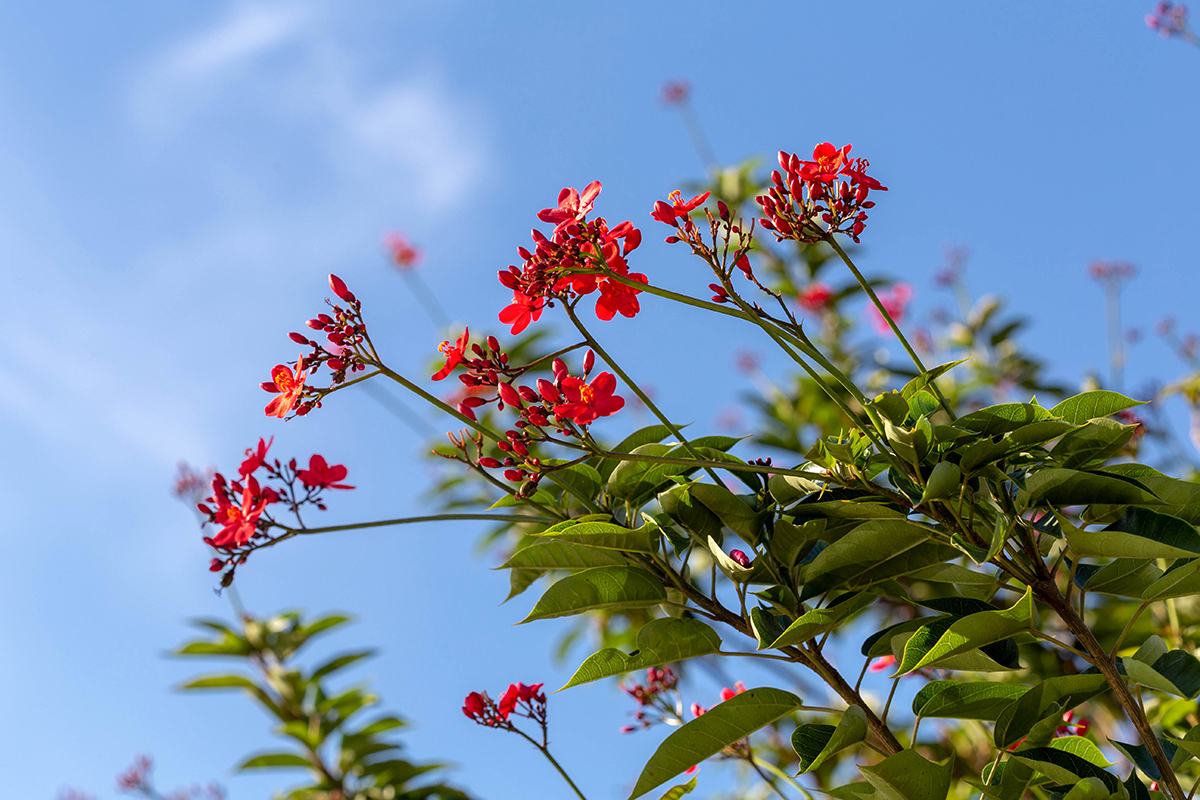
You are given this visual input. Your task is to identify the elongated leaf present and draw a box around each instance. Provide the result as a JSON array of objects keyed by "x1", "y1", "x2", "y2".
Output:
[
  {"x1": 561, "y1": 618, "x2": 722, "y2": 690},
  {"x1": 749, "y1": 606, "x2": 792, "y2": 649},
  {"x1": 312, "y1": 650, "x2": 374, "y2": 681},
  {"x1": 499, "y1": 539, "x2": 627, "y2": 571},
  {"x1": 1124, "y1": 649, "x2": 1200, "y2": 698},
  {"x1": 238, "y1": 752, "x2": 312, "y2": 770},
  {"x1": 911, "y1": 680, "x2": 1028, "y2": 721},
  {"x1": 993, "y1": 674, "x2": 1109, "y2": 749},
  {"x1": 628, "y1": 687, "x2": 802, "y2": 798},
  {"x1": 906, "y1": 562, "x2": 998, "y2": 586},
  {"x1": 1143, "y1": 558, "x2": 1200, "y2": 600},
  {"x1": 598, "y1": 425, "x2": 675, "y2": 480},
  {"x1": 1109, "y1": 738, "x2": 1176, "y2": 781},
  {"x1": 766, "y1": 592, "x2": 875, "y2": 650},
  {"x1": 768, "y1": 473, "x2": 823, "y2": 507},
  {"x1": 799, "y1": 519, "x2": 955, "y2": 599},
  {"x1": 1010, "y1": 747, "x2": 1119, "y2": 791},
  {"x1": 1075, "y1": 558, "x2": 1163, "y2": 598},
  {"x1": 1051, "y1": 391, "x2": 1144, "y2": 425},
  {"x1": 1052, "y1": 418, "x2": 1138, "y2": 470},
  {"x1": 921, "y1": 461, "x2": 962, "y2": 503},
  {"x1": 1064, "y1": 507, "x2": 1200, "y2": 559},
  {"x1": 791, "y1": 706, "x2": 867, "y2": 773},
  {"x1": 770, "y1": 518, "x2": 823, "y2": 569},
  {"x1": 897, "y1": 588, "x2": 1034, "y2": 674},
  {"x1": 656, "y1": 777, "x2": 697, "y2": 800},
  {"x1": 1022, "y1": 469, "x2": 1159, "y2": 507},
  {"x1": 1047, "y1": 736, "x2": 1114, "y2": 768},
  {"x1": 533, "y1": 520, "x2": 661, "y2": 553},
  {"x1": 956, "y1": 402, "x2": 1055, "y2": 435},
  {"x1": 607, "y1": 443, "x2": 684, "y2": 504},
  {"x1": 506, "y1": 567, "x2": 540, "y2": 602},
  {"x1": 178, "y1": 674, "x2": 258, "y2": 690},
  {"x1": 858, "y1": 749, "x2": 953, "y2": 800},
  {"x1": 550, "y1": 462, "x2": 603, "y2": 501},
  {"x1": 520, "y1": 566, "x2": 666, "y2": 623},
  {"x1": 690, "y1": 483, "x2": 764, "y2": 543},
  {"x1": 659, "y1": 484, "x2": 723, "y2": 542},
  {"x1": 901, "y1": 359, "x2": 967, "y2": 400}
]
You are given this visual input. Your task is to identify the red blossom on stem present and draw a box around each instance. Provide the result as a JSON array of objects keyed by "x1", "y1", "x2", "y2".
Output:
[
  {"x1": 433, "y1": 328, "x2": 470, "y2": 380},
  {"x1": 263, "y1": 360, "x2": 308, "y2": 418},
  {"x1": 867, "y1": 283, "x2": 913, "y2": 334},
  {"x1": 651, "y1": 190, "x2": 710, "y2": 225},
  {"x1": 797, "y1": 282, "x2": 835, "y2": 313},
  {"x1": 554, "y1": 371, "x2": 625, "y2": 425},
  {"x1": 296, "y1": 455, "x2": 353, "y2": 490},
  {"x1": 498, "y1": 292, "x2": 545, "y2": 335}
]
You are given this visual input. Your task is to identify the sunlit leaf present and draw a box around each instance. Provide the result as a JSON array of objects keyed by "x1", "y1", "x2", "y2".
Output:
[
  {"x1": 560, "y1": 618, "x2": 721, "y2": 690},
  {"x1": 520, "y1": 566, "x2": 667, "y2": 623}
]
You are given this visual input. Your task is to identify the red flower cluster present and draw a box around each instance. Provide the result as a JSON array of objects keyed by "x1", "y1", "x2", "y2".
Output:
[
  {"x1": 691, "y1": 681, "x2": 748, "y2": 718},
  {"x1": 867, "y1": 283, "x2": 913, "y2": 334},
  {"x1": 463, "y1": 682, "x2": 547, "y2": 730},
  {"x1": 263, "y1": 274, "x2": 372, "y2": 419},
  {"x1": 385, "y1": 230, "x2": 422, "y2": 270},
  {"x1": 1147, "y1": 2, "x2": 1190, "y2": 37},
  {"x1": 620, "y1": 667, "x2": 681, "y2": 734},
  {"x1": 497, "y1": 182, "x2": 646, "y2": 334},
  {"x1": 198, "y1": 438, "x2": 353, "y2": 577},
  {"x1": 757, "y1": 143, "x2": 887, "y2": 244}
]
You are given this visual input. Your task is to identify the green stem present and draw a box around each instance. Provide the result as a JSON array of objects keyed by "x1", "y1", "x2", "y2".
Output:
[
  {"x1": 756, "y1": 758, "x2": 816, "y2": 800},
  {"x1": 826, "y1": 237, "x2": 956, "y2": 419},
  {"x1": 562, "y1": 302, "x2": 723, "y2": 486},
  {"x1": 277, "y1": 513, "x2": 558, "y2": 535},
  {"x1": 513, "y1": 729, "x2": 589, "y2": 800}
]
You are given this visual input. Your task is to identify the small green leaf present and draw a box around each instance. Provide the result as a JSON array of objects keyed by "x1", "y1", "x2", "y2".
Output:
[
  {"x1": 560, "y1": 618, "x2": 722, "y2": 690},
  {"x1": 690, "y1": 483, "x2": 764, "y2": 544},
  {"x1": 1051, "y1": 391, "x2": 1145, "y2": 425},
  {"x1": 858, "y1": 749, "x2": 953, "y2": 800},
  {"x1": 311, "y1": 650, "x2": 374, "y2": 681},
  {"x1": 1108, "y1": 737, "x2": 1176, "y2": 780},
  {"x1": 533, "y1": 520, "x2": 661, "y2": 553},
  {"x1": 607, "y1": 443, "x2": 685, "y2": 505},
  {"x1": 1047, "y1": 736, "x2": 1114, "y2": 769},
  {"x1": 520, "y1": 566, "x2": 667, "y2": 623},
  {"x1": 1010, "y1": 747, "x2": 1119, "y2": 791},
  {"x1": 1076, "y1": 558, "x2": 1163, "y2": 598},
  {"x1": 900, "y1": 359, "x2": 967, "y2": 400},
  {"x1": 178, "y1": 674, "x2": 258, "y2": 691},
  {"x1": 791, "y1": 705, "x2": 867, "y2": 773},
  {"x1": 1143, "y1": 558, "x2": 1200, "y2": 601},
  {"x1": 705, "y1": 535, "x2": 754, "y2": 581},
  {"x1": 765, "y1": 592, "x2": 875, "y2": 650},
  {"x1": 768, "y1": 473, "x2": 823, "y2": 507},
  {"x1": 549, "y1": 461, "x2": 603, "y2": 501},
  {"x1": 800, "y1": 519, "x2": 955, "y2": 599},
  {"x1": 920, "y1": 461, "x2": 961, "y2": 504},
  {"x1": 627, "y1": 687, "x2": 802, "y2": 799},
  {"x1": 656, "y1": 777, "x2": 697, "y2": 800},
  {"x1": 659, "y1": 484, "x2": 723, "y2": 543},
  {"x1": 896, "y1": 588, "x2": 1034, "y2": 674},
  {"x1": 911, "y1": 680, "x2": 1029, "y2": 721},
  {"x1": 238, "y1": 752, "x2": 312, "y2": 770}
]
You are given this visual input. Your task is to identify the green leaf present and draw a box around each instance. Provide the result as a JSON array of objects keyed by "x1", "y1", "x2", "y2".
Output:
[
  {"x1": 656, "y1": 777, "x2": 697, "y2": 800},
  {"x1": 1047, "y1": 736, "x2": 1114, "y2": 769},
  {"x1": 1124, "y1": 649, "x2": 1200, "y2": 698},
  {"x1": 1075, "y1": 558, "x2": 1163, "y2": 598},
  {"x1": 1108, "y1": 738, "x2": 1176, "y2": 781},
  {"x1": 520, "y1": 566, "x2": 667, "y2": 623},
  {"x1": 956, "y1": 402, "x2": 1055, "y2": 435},
  {"x1": 1010, "y1": 747, "x2": 1119, "y2": 791},
  {"x1": 505, "y1": 567, "x2": 541, "y2": 602},
  {"x1": 705, "y1": 535, "x2": 755, "y2": 581},
  {"x1": 911, "y1": 680, "x2": 1029, "y2": 721},
  {"x1": 498, "y1": 539, "x2": 627, "y2": 571},
  {"x1": 549, "y1": 461, "x2": 603, "y2": 501},
  {"x1": 799, "y1": 519, "x2": 957, "y2": 599},
  {"x1": 896, "y1": 587, "x2": 1034, "y2": 674},
  {"x1": 533, "y1": 520, "x2": 661, "y2": 553},
  {"x1": 178, "y1": 674, "x2": 258, "y2": 691},
  {"x1": 238, "y1": 752, "x2": 312, "y2": 770},
  {"x1": 598, "y1": 425, "x2": 675, "y2": 480},
  {"x1": 1051, "y1": 391, "x2": 1145, "y2": 425},
  {"x1": 789, "y1": 499, "x2": 907, "y2": 520},
  {"x1": 1022, "y1": 469, "x2": 1159, "y2": 507},
  {"x1": 906, "y1": 562, "x2": 999, "y2": 586},
  {"x1": 769, "y1": 518, "x2": 823, "y2": 569},
  {"x1": 1064, "y1": 507, "x2": 1200, "y2": 560},
  {"x1": 560, "y1": 618, "x2": 722, "y2": 690},
  {"x1": 791, "y1": 706, "x2": 867, "y2": 774},
  {"x1": 920, "y1": 461, "x2": 962, "y2": 503},
  {"x1": 1143, "y1": 558, "x2": 1200, "y2": 600},
  {"x1": 659, "y1": 484, "x2": 723, "y2": 543},
  {"x1": 607, "y1": 443, "x2": 686, "y2": 505},
  {"x1": 749, "y1": 606, "x2": 792, "y2": 650},
  {"x1": 858, "y1": 749, "x2": 954, "y2": 800},
  {"x1": 311, "y1": 650, "x2": 374, "y2": 681},
  {"x1": 901, "y1": 359, "x2": 967, "y2": 400},
  {"x1": 768, "y1": 473, "x2": 824, "y2": 507},
  {"x1": 1052, "y1": 418, "x2": 1138, "y2": 469},
  {"x1": 627, "y1": 687, "x2": 802, "y2": 799},
  {"x1": 872, "y1": 391, "x2": 911, "y2": 425},
  {"x1": 993, "y1": 674, "x2": 1110, "y2": 749},
  {"x1": 765, "y1": 592, "x2": 875, "y2": 650},
  {"x1": 689, "y1": 483, "x2": 764, "y2": 543}
]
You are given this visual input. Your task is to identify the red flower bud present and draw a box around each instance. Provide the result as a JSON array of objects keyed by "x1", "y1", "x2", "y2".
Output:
[
  {"x1": 479, "y1": 456, "x2": 501, "y2": 468},
  {"x1": 552, "y1": 358, "x2": 568, "y2": 379},
  {"x1": 260, "y1": 381, "x2": 279, "y2": 392},
  {"x1": 537, "y1": 378, "x2": 560, "y2": 403},
  {"x1": 328, "y1": 273, "x2": 354, "y2": 302},
  {"x1": 582, "y1": 349, "x2": 595, "y2": 375},
  {"x1": 463, "y1": 691, "x2": 486, "y2": 716},
  {"x1": 289, "y1": 332, "x2": 310, "y2": 345},
  {"x1": 498, "y1": 382, "x2": 523, "y2": 408},
  {"x1": 306, "y1": 319, "x2": 324, "y2": 330},
  {"x1": 487, "y1": 336, "x2": 500, "y2": 352},
  {"x1": 209, "y1": 558, "x2": 224, "y2": 572},
  {"x1": 503, "y1": 469, "x2": 523, "y2": 482},
  {"x1": 729, "y1": 549, "x2": 750, "y2": 567},
  {"x1": 461, "y1": 396, "x2": 486, "y2": 408}
]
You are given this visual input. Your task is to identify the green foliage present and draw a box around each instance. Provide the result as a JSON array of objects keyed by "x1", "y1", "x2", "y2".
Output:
[{"x1": 175, "y1": 611, "x2": 471, "y2": 800}]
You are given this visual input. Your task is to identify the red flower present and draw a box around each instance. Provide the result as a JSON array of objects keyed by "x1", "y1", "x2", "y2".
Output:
[
  {"x1": 433, "y1": 328, "x2": 470, "y2": 381},
  {"x1": 498, "y1": 293, "x2": 545, "y2": 335},
  {"x1": 263, "y1": 359, "x2": 308, "y2": 418},
  {"x1": 385, "y1": 231, "x2": 421, "y2": 270},
  {"x1": 554, "y1": 372, "x2": 625, "y2": 425},
  {"x1": 869, "y1": 655, "x2": 897, "y2": 673},
  {"x1": 462, "y1": 691, "x2": 486, "y2": 719},
  {"x1": 212, "y1": 478, "x2": 269, "y2": 548},
  {"x1": 238, "y1": 437, "x2": 273, "y2": 477},
  {"x1": 297, "y1": 454, "x2": 353, "y2": 490},
  {"x1": 867, "y1": 283, "x2": 913, "y2": 334},
  {"x1": 497, "y1": 684, "x2": 520, "y2": 720},
  {"x1": 719, "y1": 681, "x2": 747, "y2": 702},
  {"x1": 595, "y1": 270, "x2": 648, "y2": 321},
  {"x1": 799, "y1": 142, "x2": 853, "y2": 184},
  {"x1": 516, "y1": 682, "x2": 546, "y2": 703},
  {"x1": 797, "y1": 282, "x2": 834, "y2": 313},
  {"x1": 537, "y1": 181, "x2": 602, "y2": 232},
  {"x1": 651, "y1": 190, "x2": 710, "y2": 225}
]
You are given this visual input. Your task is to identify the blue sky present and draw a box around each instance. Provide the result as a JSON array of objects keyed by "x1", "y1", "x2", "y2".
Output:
[{"x1": 4, "y1": 2, "x2": 1200, "y2": 798}]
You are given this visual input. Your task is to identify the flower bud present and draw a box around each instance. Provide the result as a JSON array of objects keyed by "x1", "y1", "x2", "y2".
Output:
[
  {"x1": 289, "y1": 332, "x2": 310, "y2": 345},
  {"x1": 479, "y1": 457, "x2": 501, "y2": 468},
  {"x1": 518, "y1": 385, "x2": 539, "y2": 402},
  {"x1": 305, "y1": 319, "x2": 323, "y2": 330},
  {"x1": 552, "y1": 358, "x2": 568, "y2": 379},
  {"x1": 260, "y1": 381, "x2": 278, "y2": 392},
  {"x1": 487, "y1": 336, "x2": 500, "y2": 352},
  {"x1": 583, "y1": 349, "x2": 595, "y2": 375},
  {"x1": 729, "y1": 549, "x2": 750, "y2": 567},
  {"x1": 537, "y1": 378, "x2": 560, "y2": 403},
  {"x1": 498, "y1": 382, "x2": 523, "y2": 408},
  {"x1": 209, "y1": 558, "x2": 224, "y2": 572},
  {"x1": 328, "y1": 274, "x2": 354, "y2": 302}
]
